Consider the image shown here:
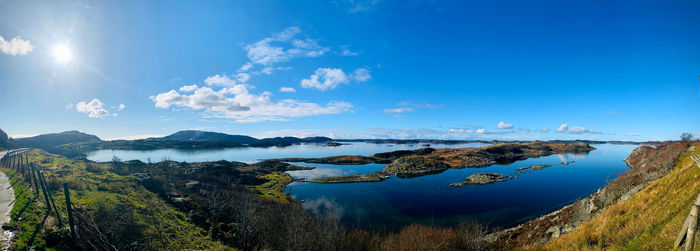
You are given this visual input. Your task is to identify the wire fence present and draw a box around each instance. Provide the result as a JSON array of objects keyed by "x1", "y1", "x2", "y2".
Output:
[{"x1": 0, "y1": 149, "x2": 116, "y2": 250}]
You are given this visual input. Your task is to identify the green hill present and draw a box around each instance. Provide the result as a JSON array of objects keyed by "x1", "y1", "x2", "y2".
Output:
[{"x1": 15, "y1": 130, "x2": 102, "y2": 149}]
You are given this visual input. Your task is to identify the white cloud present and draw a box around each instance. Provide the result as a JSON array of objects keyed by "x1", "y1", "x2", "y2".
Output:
[
  {"x1": 383, "y1": 107, "x2": 414, "y2": 113},
  {"x1": 556, "y1": 123, "x2": 600, "y2": 134},
  {"x1": 349, "y1": 68, "x2": 371, "y2": 82},
  {"x1": 151, "y1": 85, "x2": 352, "y2": 122},
  {"x1": 76, "y1": 99, "x2": 110, "y2": 118},
  {"x1": 244, "y1": 26, "x2": 329, "y2": 66},
  {"x1": 280, "y1": 87, "x2": 296, "y2": 93},
  {"x1": 239, "y1": 63, "x2": 253, "y2": 72},
  {"x1": 179, "y1": 84, "x2": 198, "y2": 92},
  {"x1": 117, "y1": 104, "x2": 126, "y2": 111},
  {"x1": 301, "y1": 68, "x2": 349, "y2": 91},
  {"x1": 204, "y1": 73, "x2": 250, "y2": 87},
  {"x1": 475, "y1": 128, "x2": 486, "y2": 134},
  {"x1": 541, "y1": 128, "x2": 550, "y2": 133},
  {"x1": 0, "y1": 35, "x2": 34, "y2": 55},
  {"x1": 301, "y1": 67, "x2": 370, "y2": 91},
  {"x1": 65, "y1": 103, "x2": 73, "y2": 110},
  {"x1": 497, "y1": 121, "x2": 513, "y2": 129},
  {"x1": 341, "y1": 46, "x2": 359, "y2": 56}
]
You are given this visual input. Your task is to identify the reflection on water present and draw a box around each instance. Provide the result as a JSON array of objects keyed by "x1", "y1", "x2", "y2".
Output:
[
  {"x1": 286, "y1": 144, "x2": 640, "y2": 231},
  {"x1": 287, "y1": 162, "x2": 386, "y2": 179},
  {"x1": 86, "y1": 142, "x2": 489, "y2": 163}
]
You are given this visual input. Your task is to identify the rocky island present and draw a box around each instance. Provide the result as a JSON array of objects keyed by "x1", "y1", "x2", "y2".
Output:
[
  {"x1": 309, "y1": 173, "x2": 390, "y2": 183},
  {"x1": 278, "y1": 141, "x2": 596, "y2": 182},
  {"x1": 449, "y1": 173, "x2": 511, "y2": 186}
]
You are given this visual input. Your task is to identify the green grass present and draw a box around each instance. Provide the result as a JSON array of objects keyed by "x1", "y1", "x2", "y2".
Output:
[
  {"x1": 251, "y1": 172, "x2": 293, "y2": 203},
  {"x1": 1, "y1": 167, "x2": 49, "y2": 250},
  {"x1": 11, "y1": 149, "x2": 228, "y2": 250}
]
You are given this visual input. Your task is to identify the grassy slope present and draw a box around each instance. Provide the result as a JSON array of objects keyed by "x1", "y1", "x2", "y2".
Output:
[
  {"x1": 10, "y1": 149, "x2": 226, "y2": 250},
  {"x1": 542, "y1": 144, "x2": 700, "y2": 250}
]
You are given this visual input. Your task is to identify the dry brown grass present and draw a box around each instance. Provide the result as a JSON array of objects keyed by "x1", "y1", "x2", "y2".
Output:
[{"x1": 541, "y1": 143, "x2": 700, "y2": 250}]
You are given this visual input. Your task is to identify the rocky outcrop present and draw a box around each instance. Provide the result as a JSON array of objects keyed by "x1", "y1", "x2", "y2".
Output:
[
  {"x1": 449, "y1": 173, "x2": 510, "y2": 186},
  {"x1": 490, "y1": 142, "x2": 687, "y2": 250},
  {"x1": 433, "y1": 142, "x2": 595, "y2": 168},
  {"x1": 515, "y1": 165, "x2": 552, "y2": 173},
  {"x1": 309, "y1": 173, "x2": 390, "y2": 183},
  {"x1": 379, "y1": 155, "x2": 450, "y2": 178}
]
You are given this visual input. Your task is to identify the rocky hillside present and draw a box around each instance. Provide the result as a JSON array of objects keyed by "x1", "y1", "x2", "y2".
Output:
[
  {"x1": 0, "y1": 128, "x2": 12, "y2": 150},
  {"x1": 491, "y1": 142, "x2": 688, "y2": 250}
]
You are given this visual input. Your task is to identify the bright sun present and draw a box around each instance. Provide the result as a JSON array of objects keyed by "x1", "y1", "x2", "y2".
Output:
[{"x1": 52, "y1": 44, "x2": 73, "y2": 63}]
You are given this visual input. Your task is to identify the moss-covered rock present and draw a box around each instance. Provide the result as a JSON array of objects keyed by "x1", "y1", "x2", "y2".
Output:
[{"x1": 449, "y1": 173, "x2": 510, "y2": 186}]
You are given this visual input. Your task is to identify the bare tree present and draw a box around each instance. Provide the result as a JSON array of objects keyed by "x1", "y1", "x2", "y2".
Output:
[{"x1": 682, "y1": 133, "x2": 694, "y2": 147}]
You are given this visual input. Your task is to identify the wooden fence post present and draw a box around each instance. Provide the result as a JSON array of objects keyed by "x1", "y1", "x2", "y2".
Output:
[
  {"x1": 36, "y1": 169, "x2": 51, "y2": 213},
  {"x1": 687, "y1": 202, "x2": 700, "y2": 251},
  {"x1": 38, "y1": 171, "x2": 62, "y2": 227},
  {"x1": 64, "y1": 183, "x2": 77, "y2": 240}
]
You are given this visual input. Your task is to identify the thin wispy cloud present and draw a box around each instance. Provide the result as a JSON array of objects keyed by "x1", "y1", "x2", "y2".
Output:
[
  {"x1": 346, "y1": 0, "x2": 382, "y2": 13},
  {"x1": 280, "y1": 87, "x2": 296, "y2": 93},
  {"x1": 301, "y1": 67, "x2": 371, "y2": 91},
  {"x1": 244, "y1": 26, "x2": 329, "y2": 67},
  {"x1": 384, "y1": 107, "x2": 414, "y2": 113}
]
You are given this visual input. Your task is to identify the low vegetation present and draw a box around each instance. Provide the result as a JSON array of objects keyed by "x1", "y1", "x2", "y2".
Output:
[
  {"x1": 542, "y1": 142, "x2": 700, "y2": 250},
  {"x1": 449, "y1": 173, "x2": 510, "y2": 186},
  {"x1": 309, "y1": 173, "x2": 389, "y2": 183}
]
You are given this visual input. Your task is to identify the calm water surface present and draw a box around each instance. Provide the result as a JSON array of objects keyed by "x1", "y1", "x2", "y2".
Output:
[
  {"x1": 87, "y1": 143, "x2": 639, "y2": 231},
  {"x1": 285, "y1": 144, "x2": 639, "y2": 230},
  {"x1": 85, "y1": 142, "x2": 489, "y2": 163}
]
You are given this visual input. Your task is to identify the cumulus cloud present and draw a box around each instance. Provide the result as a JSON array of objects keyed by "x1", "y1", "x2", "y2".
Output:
[
  {"x1": 497, "y1": 121, "x2": 513, "y2": 129},
  {"x1": 280, "y1": 87, "x2": 296, "y2": 93},
  {"x1": 383, "y1": 107, "x2": 414, "y2": 113},
  {"x1": 151, "y1": 84, "x2": 352, "y2": 122},
  {"x1": 179, "y1": 84, "x2": 198, "y2": 92},
  {"x1": 76, "y1": 99, "x2": 110, "y2": 118},
  {"x1": 556, "y1": 123, "x2": 600, "y2": 134},
  {"x1": 0, "y1": 35, "x2": 34, "y2": 55},
  {"x1": 244, "y1": 26, "x2": 329, "y2": 66},
  {"x1": 301, "y1": 67, "x2": 370, "y2": 91}
]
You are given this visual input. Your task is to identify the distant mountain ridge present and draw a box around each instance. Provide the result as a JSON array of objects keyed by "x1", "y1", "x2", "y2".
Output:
[
  {"x1": 12, "y1": 130, "x2": 335, "y2": 157},
  {"x1": 160, "y1": 130, "x2": 259, "y2": 144}
]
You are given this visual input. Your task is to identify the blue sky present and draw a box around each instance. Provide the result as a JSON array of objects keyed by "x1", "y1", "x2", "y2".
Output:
[{"x1": 0, "y1": 0, "x2": 698, "y2": 141}]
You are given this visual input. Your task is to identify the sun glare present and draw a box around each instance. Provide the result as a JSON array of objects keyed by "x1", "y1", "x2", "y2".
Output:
[{"x1": 52, "y1": 44, "x2": 73, "y2": 63}]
